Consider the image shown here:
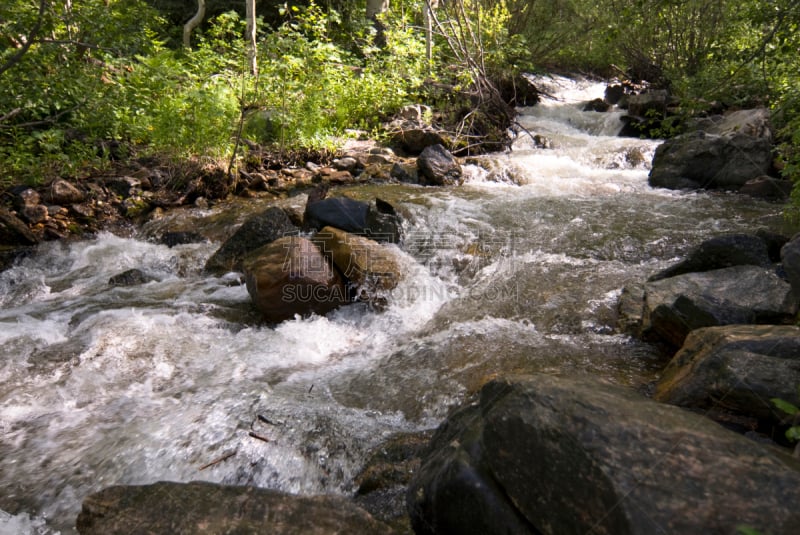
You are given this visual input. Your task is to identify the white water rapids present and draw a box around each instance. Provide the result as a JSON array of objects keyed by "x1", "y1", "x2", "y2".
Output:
[{"x1": 0, "y1": 76, "x2": 790, "y2": 534}]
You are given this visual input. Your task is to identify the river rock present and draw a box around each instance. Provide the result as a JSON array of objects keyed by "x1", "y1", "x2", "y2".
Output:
[
  {"x1": 243, "y1": 236, "x2": 347, "y2": 322},
  {"x1": 407, "y1": 374, "x2": 800, "y2": 535},
  {"x1": 642, "y1": 266, "x2": 797, "y2": 347},
  {"x1": 364, "y1": 198, "x2": 402, "y2": 244},
  {"x1": 701, "y1": 107, "x2": 772, "y2": 140},
  {"x1": 739, "y1": 175, "x2": 793, "y2": 201},
  {"x1": 42, "y1": 178, "x2": 86, "y2": 204},
  {"x1": 0, "y1": 207, "x2": 39, "y2": 246},
  {"x1": 417, "y1": 144, "x2": 462, "y2": 186},
  {"x1": 649, "y1": 130, "x2": 772, "y2": 190},
  {"x1": 108, "y1": 268, "x2": 154, "y2": 287},
  {"x1": 316, "y1": 226, "x2": 402, "y2": 302},
  {"x1": 76, "y1": 480, "x2": 392, "y2": 534},
  {"x1": 781, "y1": 234, "x2": 800, "y2": 298},
  {"x1": 304, "y1": 197, "x2": 370, "y2": 233},
  {"x1": 648, "y1": 233, "x2": 772, "y2": 281},
  {"x1": 204, "y1": 207, "x2": 298, "y2": 275},
  {"x1": 582, "y1": 98, "x2": 610, "y2": 112},
  {"x1": 649, "y1": 108, "x2": 773, "y2": 191},
  {"x1": 626, "y1": 89, "x2": 669, "y2": 118},
  {"x1": 655, "y1": 324, "x2": 800, "y2": 424},
  {"x1": 641, "y1": 265, "x2": 797, "y2": 347},
  {"x1": 159, "y1": 231, "x2": 206, "y2": 247}
]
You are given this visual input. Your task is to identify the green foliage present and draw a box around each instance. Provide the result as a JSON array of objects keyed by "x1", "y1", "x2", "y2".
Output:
[
  {"x1": 248, "y1": 2, "x2": 426, "y2": 148},
  {"x1": 771, "y1": 385, "x2": 800, "y2": 444}
]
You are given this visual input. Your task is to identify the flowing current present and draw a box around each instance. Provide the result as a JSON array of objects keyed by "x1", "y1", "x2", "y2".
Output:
[{"x1": 0, "y1": 77, "x2": 790, "y2": 533}]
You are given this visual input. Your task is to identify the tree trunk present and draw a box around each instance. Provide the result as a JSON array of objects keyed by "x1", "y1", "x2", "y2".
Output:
[
  {"x1": 424, "y1": 0, "x2": 438, "y2": 72},
  {"x1": 183, "y1": 0, "x2": 205, "y2": 49},
  {"x1": 245, "y1": 0, "x2": 257, "y2": 76},
  {"x1": 366, "y1": 0, "x2": 389, "y2": 21}
]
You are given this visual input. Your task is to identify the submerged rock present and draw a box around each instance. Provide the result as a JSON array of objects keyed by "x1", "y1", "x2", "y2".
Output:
[
  {"x1": 243, "y1": 235, "x2": 347, "y2": 322},
  {"x1": 76, "y1": 481, "x2": 392, "y2": 534},
  {"x1": 655, "y1": 324, "x2": 800, "y2": 425},
  {"x1": 204, "y1": 207, "x2": 298, "y2": 275},
  {"x1": 641, "y1": 265, "x2": 797, "y2": 347},
  {"x1": 408, "y1": 375, "x2": 800, "y2": 535},
  {"x1": 108, "y1": 268, "x2": 154, "y2": 287}
]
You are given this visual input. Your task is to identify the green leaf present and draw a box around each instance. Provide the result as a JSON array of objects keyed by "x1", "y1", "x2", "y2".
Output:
[
  {"x1": 786, "y1": 426, "x2": 800, "y2": 442},
  {"x1": 771, "y1": 397, "x2": 800, "y2": 415}
]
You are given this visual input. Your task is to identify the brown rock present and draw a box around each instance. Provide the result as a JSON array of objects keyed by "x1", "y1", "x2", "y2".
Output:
[
  {"x1": 43, "y1": 179, "x2": 85, "y2": 204},
  {"x1": 243, "y1": 235, "x2": 348, "y2": 322},
  {"x1": 315, "y1": 226, "x2": 402, "y2": 294}
]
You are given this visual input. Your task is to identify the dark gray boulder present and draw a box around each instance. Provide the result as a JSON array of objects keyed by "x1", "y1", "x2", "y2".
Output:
[
  {"x1": 204, "y1": 207, "x2": 298, "y2": 275},
  {"x1": 648, "y1": 233, "x2": 772, "y2": 281},
  {"x1": 626, "y1": 90, "x2": 669, "y2": 118},
  {"x1": 648, "y1": 130, "x2": 772, "y2": 190},
  {"x1": 417, "y1": 144, "x2": 462, "y2": 186},
  {"x1": 408, "y1": 375, "x2": 800, "y2": 535},
  {"x1": 76, "y1": 481, "x2": 392, "y2": 534},
  {"x1": 655, "y1": 324, "x2": 800, "y2": 424},
  {"x1": 642, "y1": 265, "x2": 797, "y2": 347},
  {"x1": 304, "y1": 197, "x2": 370, "y2": 233},
  {"x1": 781, "y1": 234, "x2": 800, "y2": 298},
  {"x1": 303, "y1": 197, "x2": 402, "y2": 244},
  {"x1": 582, "y1": 98, "x2": 610, "y2": 112}
]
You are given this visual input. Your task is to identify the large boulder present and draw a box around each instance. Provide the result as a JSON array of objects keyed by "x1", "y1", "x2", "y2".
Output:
[
  {"x1": 304, "y1": 197, "x2": 370, "y2": 234},
  {"x1": 417, "y1": 144, "x2": 462, "y2": 186},
  {"x1": 641, "y1": 265, "x2": 797, "y2": 347},
  {"x1": 655, "y1": 324, "x2": 800, "y2": 424},
  {"x1": 243, "y1": 236, "x2": 347, "y2": 322},
  {"x1": 408, "y1": 375, "x2": 800, "y2": 535},
  {"x1": 694, "y1": 107, "x2": 772, "y2": 141},
  {"x1": 204, "y1": 207, "x2": 298, "y2": 275},
  {"x1": 76, "y1": 481, "x2": 392, "y2": 534},
  {"x1": 304, "y1": 197, "x2": 402, "y2": 244},
  {"x1": 648, "y1": 130, "x2": 773, "y2": 190},
  {"x1": 316, "y1": 226, "x2": 402, "y2": 302},
  {"x1": 648, "y1": 233, "x2": 772, "y2": 281}
]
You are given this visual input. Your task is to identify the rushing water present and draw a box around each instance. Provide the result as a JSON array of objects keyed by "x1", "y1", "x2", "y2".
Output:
[{"x1": 0, "y1": 76, "x2": 791, "y2": 533}]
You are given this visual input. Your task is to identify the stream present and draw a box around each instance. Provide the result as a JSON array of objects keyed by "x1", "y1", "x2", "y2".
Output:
[{"x1": 0, "y1": 76, "x2": 791, "y2": 534}]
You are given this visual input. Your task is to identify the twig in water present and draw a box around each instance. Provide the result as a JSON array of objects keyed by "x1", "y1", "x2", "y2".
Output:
[
  {"x1": 248, "y1": 431, "x2": 270, "y2": 443},
  {"x1": 198, "y1": 450, "x2": 236, "y2": 471},
  {"x1": 257, "y1": 414, "x2": 279, "y2": 426},
  {"x1": 308, "y1": 384, "x2": 314, "y2": 394}
]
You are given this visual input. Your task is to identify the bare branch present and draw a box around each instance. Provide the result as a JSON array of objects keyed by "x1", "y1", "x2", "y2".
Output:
[{"x1": 0, "y1": 0, "x2": 48, "y2": 77}]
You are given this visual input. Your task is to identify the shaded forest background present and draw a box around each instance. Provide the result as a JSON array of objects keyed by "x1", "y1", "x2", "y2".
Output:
[{"x1": 1, "y1": 0, "x2": 799, "y2": 202}]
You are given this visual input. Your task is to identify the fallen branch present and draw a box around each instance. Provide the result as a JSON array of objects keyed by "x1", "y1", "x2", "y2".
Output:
[{"x1": 198, "y1": 450, "x2": 236, "y2": 471}]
